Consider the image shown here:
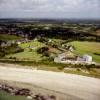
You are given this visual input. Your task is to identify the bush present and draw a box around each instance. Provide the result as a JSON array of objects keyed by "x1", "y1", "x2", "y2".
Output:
[
  {"x1": 38, "y1": 37, "x2": 48, "y2": 43},
  {"x1": 0, "y1": 52, "x2": 5, "y2": 57},
  {"x1": 0, "y1": 43, "x2": 24, "y2": 57},
  {"x1": 94, "y1": 52, "x2": 100, "y2": 56},
  {"x1": 58, "y1": 66, "x2": 65, "y2": 70},
  {"x1": 14, "y1": 47, "x2": 24, "y2": 53},
  {"x1": 0, "y1": 47, "x2": 5, "y2": 57},
  {"x1": 9, "y1": 57, "x2": 16, "y2": 60},
  {"x1": 37, "y1": 47, "x2": 49, "y2": 54},
  {"x1": 77, "y1": 68, "x2": 81, "y2": 71},
  {"x1": 43, "y1": 51, "x2": 50, "y2": 57}
]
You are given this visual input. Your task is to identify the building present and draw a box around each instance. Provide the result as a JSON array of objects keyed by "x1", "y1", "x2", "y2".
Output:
[
  {"x1": 54, "y1": 53, "x2": 66, "y2": 62},
  {"x1": 83, "y1": 55, "x2": 92, "y2": 62},
  {"x1": 54, "y1": 52, "x2": 75, "y2": 62},
  {"x1": 54, "y1": 53, "x2": 93, "y2": 65},
  {"x1": 77, "y1": 54, "x2": 92, "y2": 62}
]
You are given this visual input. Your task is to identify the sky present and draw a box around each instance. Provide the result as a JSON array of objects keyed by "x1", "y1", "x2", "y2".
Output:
[{"x1": 0, "y1": 0, "x2": 100, "y2": 19}]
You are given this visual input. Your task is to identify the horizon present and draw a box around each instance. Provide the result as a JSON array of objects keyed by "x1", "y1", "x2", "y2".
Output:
[
  {"x1": 0, "y1": 18, "x2": 100, "y2": 20},
  {"x1": 0, "y1": 0, "x2": 100, "y2": 19}
]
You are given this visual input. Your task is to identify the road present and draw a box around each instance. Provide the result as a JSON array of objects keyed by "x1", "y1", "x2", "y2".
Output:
[{"x1": 0, "y1": 64, "x2": 100, "y2": 100}]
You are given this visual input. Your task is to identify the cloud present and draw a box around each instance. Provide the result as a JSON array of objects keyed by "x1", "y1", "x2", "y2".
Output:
[{"x1": 0, "y1": 0, "x2": 100, "y2": 18}]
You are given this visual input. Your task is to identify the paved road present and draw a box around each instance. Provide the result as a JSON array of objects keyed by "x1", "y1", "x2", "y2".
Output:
[{"x1": 0, "y1": 64, "x2": 100, "y2": 100}]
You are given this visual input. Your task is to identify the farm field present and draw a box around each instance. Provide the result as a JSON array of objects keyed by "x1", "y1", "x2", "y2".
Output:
[{"x1": 68, "y1": 41, "x2": 100, "y2": 63}]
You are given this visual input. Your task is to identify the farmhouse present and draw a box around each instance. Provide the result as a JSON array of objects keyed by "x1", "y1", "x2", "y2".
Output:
[
  {"x1": 54, "y1": 52, "x2": 76, "y2": 62},
  {"x1": 54, "y1": 53, "x2": 66, "y2": 62},
  {"x1": 77, "y1": 54, "x2": 92, "y2": 62},
  {"x1": 54, "y1": 53, "x2": 93, "y2": 65}
]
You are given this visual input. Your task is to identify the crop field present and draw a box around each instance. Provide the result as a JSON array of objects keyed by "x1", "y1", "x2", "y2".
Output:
[{"x1": 69, "y1": 41, "x2": 100, "y2": 63}]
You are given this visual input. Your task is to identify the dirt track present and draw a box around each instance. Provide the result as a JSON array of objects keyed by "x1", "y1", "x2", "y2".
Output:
[{"x1": 0, "y1": 63, "x2": 100, "y2": 100}]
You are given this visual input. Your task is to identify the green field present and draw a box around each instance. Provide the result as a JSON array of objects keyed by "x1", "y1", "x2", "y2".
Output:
[
  {"x1": 0, "y1": 34, "x2": 21, "y2": 41},
  {"x1": 6, "y1": 40, "x2": 100, "y2": 63},
  {"x1": 0, "y1": 91, "x2": 27, "y2": 100},
  {"x1": 6, "y1": 40, "x2": 46, "y2": 61},
  {"x1": 69, "y1": 41, "x2": 100, "y2": 63}
]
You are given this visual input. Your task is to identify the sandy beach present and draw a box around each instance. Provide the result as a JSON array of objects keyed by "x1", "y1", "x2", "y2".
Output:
[{"x1": 0, "y1": 63, "x2": 100, "y2": 100}]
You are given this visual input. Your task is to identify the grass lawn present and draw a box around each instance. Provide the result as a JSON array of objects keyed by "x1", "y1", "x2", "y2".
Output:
[
  {"x1": 6, "y1": 40, "x2": 45, "y2": 61},
  {"x1": 0, "y1": 34, "x2": 21, "y2": 41},
  {"x1": 68, "y1": 41, "x2": 100, "y2": 63},
  {"x1": 0, "y1": 91, "x2": 28, "y2": 100}
]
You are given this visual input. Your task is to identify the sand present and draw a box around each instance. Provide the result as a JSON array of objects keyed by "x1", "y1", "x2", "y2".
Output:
[{"x1": 0, "y1": 63, "x2": 100, "y2": 100}]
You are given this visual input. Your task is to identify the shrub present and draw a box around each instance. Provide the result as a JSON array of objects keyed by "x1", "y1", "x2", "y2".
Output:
[
  {"x1": 43, "y1": 51, "x2": 50, "y2": 57},
  {"x1": 0, "y1": 43, "x2": 24, "y2": 57},
  {"x1": 37, "y1": 47, "x2": 49, "y2": 54},
  {"x1": 14, "y1": 47, "x2": 24, "y2": 53},
  {"x1": 77, "y1": 68, "x2": 81, "y2": 71},
  {"x1": 58, "y1": 66, "x2": 65, "y2": 70},
  {"x1": 38, "y1": 37, "x2": 47, "y2": 43}
]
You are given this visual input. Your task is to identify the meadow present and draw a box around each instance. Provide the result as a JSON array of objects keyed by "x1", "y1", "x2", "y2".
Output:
[{"x1": 69, "y1": 41, "x2": 100, "y2": 63}]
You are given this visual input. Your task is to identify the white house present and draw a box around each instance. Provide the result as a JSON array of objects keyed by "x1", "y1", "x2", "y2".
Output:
[
  {"x1": 54, "y1": 53, "x2": 93, "y2": 65},
  {"x1": 83, "y1": 55, "x2": 92, "y2": 62},
  {"x1": 77, "y1": 54, "x2": 92, "y2": 62}
]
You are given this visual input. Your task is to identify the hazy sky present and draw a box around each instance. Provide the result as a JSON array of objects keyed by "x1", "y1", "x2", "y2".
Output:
[{"x1": 0, "y1": 0, "x2": 100, "y2": 19}]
